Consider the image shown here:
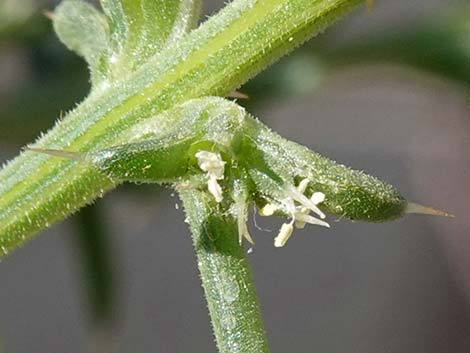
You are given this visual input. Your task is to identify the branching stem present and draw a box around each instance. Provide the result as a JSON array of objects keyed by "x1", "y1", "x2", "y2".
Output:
[
  {"x1": 0, "y1": 0, "x2": 364, "y2": 256},
  {"x1": 179, "y1": 187, "x2": 269, "y2": 353}
]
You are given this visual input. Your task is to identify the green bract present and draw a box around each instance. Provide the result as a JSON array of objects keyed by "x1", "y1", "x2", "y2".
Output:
[{"x1": 32, "y1": 96, "x2": 408, "y2": 247}]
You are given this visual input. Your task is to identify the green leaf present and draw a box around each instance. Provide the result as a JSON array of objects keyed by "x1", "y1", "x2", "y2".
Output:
[
  {"x1": 53, "y1": 0, "x2": 201, "y2": 85},
  {"x1": 53, "y1": 0, "x2": 110, "y2": 85},
  {"x1": 100, "y1": 0, "x2": 201, "y2": 73}
]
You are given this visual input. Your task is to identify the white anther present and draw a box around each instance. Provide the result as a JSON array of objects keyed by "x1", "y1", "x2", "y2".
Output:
[
  {"x1": 274, "y1": 221, "x2": 294, "y2": 248},
  {"x1": 196, "y1": 151, "x2": 226, "y2": 202},
  {"x1": 311, "y1": 192, "x2": 325, "y2": 205},
  {"x1": 195, "y1": 151, "x2": 225, "y2": 178},
  {"x1": 259, "y1": 203, "x2": 278, "y2": 216},
  {"x1": 297, "y1": 178, "x2": 310, "y2": 194}
]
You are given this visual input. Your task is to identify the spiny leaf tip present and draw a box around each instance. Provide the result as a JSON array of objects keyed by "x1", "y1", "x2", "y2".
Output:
[{"x1": 406, "y1": 202, "x2": 454, "y2": 218}]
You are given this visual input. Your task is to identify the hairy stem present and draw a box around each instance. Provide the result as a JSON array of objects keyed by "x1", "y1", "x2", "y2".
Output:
[
  {"x1": 179, "y1": 187, "x2": 269, "y2": 353},
  {"x1": 0, "y1": 0, "x2": 363, "y2": 256}
]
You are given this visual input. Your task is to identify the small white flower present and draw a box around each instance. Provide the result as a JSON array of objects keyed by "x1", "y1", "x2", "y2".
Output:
[
  {"x1": 195, "y1": 151, "x2": 225, "y2": 177},
  {"x1": 195, "y1": 151, "x2": 226, "y2": 202},
  {"x1": 285, "y1": 184, "x2": 325, "y2": 219},
  {"x1": 264, "y1": 178, "x2": 329, "y2": 247},
  {"x1": 292, "y1": 190, "x2": 328, "y2": 229}
]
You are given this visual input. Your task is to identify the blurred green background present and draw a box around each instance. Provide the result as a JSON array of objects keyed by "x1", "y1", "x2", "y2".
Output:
[{"x1": 1, "y1": 1, "x2": 469, "y2": 352}]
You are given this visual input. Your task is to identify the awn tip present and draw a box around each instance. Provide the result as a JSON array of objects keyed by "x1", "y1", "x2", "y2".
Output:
[
  {"x1": 406, "y1": 202, "x2": 454, "y2": 218},
  {"x1": 43, "y1": 10, "x2": 55, "y2": 21},
  {"x1": 26, "y1": 147, "x2": 85, "y2": 162}
]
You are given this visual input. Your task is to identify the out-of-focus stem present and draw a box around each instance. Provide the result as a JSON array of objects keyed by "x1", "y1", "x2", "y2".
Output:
[{"x1": 73, "y1": 203, "x2": 116, "y2": 324}]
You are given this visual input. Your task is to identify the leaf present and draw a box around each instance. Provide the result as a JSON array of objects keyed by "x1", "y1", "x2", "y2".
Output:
[
  {"x1": 100, "y1": 0, "x2": 201, "y2": 74},
  {"x1": 53, "y1": 0, "x2": 201, "y2": 85},
  {"x1": 53, "y1": 0, "x2": 110, "y2": 85}
]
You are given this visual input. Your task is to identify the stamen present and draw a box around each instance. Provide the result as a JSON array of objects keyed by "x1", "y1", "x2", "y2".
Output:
[
  {"x1": 259, "y1": 203, "x2": 278, "y2": 216},
  {"x1": 294, "y1": 207, "x2": 309, "y2": 229},
  {"x1": 286, "y1": 185, "x2": 326, "y2": 219},
  {"x1": 257, "y1": 179, "x2": 329, "y2": 247},
  {"x1": 233, "y1": 193, "x2": 254, "y2": 245},
  {"x1": 297, "y1": 178, "x2": 310, "y2": 194},
  {"x1": 196, "y1": 151, "x2": 226, "y2": 202},
  {"x1": 274, "y1": 221, "x2": 294, "y2": 247},
  {"x1": 311, "y1": 192, "x2": 325, "y2": 205},
  {"x1": 208, "y1": 177, "x2": 223, "y2": 203},
  {"x1": 279, "y1": 185, "x2": 328, "y2": 243},
  {"x1": 238, "y1": 219, "x2": 254, "y2": 245},
  {"x1": 294, "y1": 213, "x2": 330, "y2": 228}
]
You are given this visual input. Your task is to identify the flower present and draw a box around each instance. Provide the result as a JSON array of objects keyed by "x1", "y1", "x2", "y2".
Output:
[
  {"x1": 259, "y1": 178, "x2": 329, "y2": 247},
  {"x1": 195, "y1": 150, "x2": 226, "y2": 203}
]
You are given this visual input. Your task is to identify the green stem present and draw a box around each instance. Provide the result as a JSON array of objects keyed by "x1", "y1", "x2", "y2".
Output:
[
  {"x1": 0, "y1": 0, "x2": 364, "y2": 256},
  {"x1": 73, "y1": 203, "x2": 115, "y2": 325},
  {"x1": 179, "y1": 188, "x2": 269, "y2": 353}
]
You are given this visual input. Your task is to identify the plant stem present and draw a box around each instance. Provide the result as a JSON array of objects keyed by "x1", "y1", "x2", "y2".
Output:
[
  {"x1": 179, "y1": 188, "x2": 269, "y2": 353},
  {"x1": 0, "y1": 0, "x2": 364, "y2": 256},
  {"x1": 73, "y1": 202, "x2": 115, "y2": 325}
]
